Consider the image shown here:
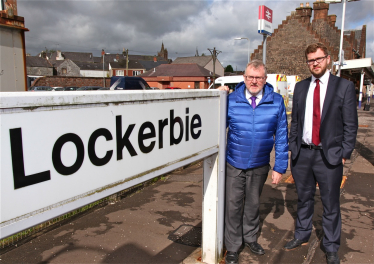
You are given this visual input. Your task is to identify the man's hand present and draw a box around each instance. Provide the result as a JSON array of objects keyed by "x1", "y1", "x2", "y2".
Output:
[
  {"x1": 342, "y1": 158, "x2": 346, "y2": 165},
  {"x1": 272, "y1": 171, "x2": 282, "y2": 185},
  {"x1": 218, "y1": 85, "x2": 229, "y2": 92}
]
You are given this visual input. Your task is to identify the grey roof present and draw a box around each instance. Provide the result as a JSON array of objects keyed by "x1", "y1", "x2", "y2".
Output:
[
  {"x1": 139, "y1": 63, "x2": 215, "y2": 77},
  {"x1": 172, "y1": 56, "x2": 212, "y2": 67},
  {"x1": 93, "y1": 57, "x2": 102, "y2": 63},
  {"x1": 50, "y1": 51, "x2": 95, "y2": 62},
  {"x1": 138, "y1": 60, "x2": 169, "y2": 71},
  {"x1": 50, "y1": 60, "x2": 65, "y2": 67},
  {"x1": 103, "y1": 54, "x2": 126, "y2": 62},
  {"x1": 75, "y1": 62, "x2": 108, "y2": 71},
  {"x1": 110, "y1": 60, "x2": 145, "y2": 69},
  {"x1": 26, "y1": 56, "x2": 53, "y2": 68},
  {"x1": 128, "y1": 55, "x2": 167, "y2": 61}
]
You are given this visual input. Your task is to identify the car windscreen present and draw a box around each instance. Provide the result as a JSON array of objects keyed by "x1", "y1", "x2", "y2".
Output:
[{"x1": 125, "y1": 79, "x2": 145, "y2": 90}]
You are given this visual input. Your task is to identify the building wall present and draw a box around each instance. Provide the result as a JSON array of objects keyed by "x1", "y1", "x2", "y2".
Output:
[
  {"x1": 0, "y1": 26, "x2": 27, "y2": 91},
  {"x1": 80, "y1": 70, "x2": 109, "y2": 78},
  {"x1": 144, "y1": 77, "x2": 208, "y2": 89},
  {"x1": 205, "y1": 59, "x2": 224, "y2": 77},
  {"x1": 27, "y1": 66, "x2": 53, "y2": 76},
  {"x1": 57, "y1": 60, "x2": 80, "y2": 76},
  {"x1": 112, "y1": 69, "x2": 144, "y2": 77}
]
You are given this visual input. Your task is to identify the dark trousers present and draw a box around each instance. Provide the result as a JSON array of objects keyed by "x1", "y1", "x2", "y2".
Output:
[
  {"x1": 291, "y1": 148, "x2": 343, "y2": 252},
  {"x1": 224, "y1": 162, "x2": 269, "y2": 252}
]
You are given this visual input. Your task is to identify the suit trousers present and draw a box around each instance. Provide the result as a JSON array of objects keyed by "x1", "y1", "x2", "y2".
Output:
[
  {"x1": 225, "y1": 162, "x2": 269, "y2": 252},
  {"x1": 291, "y1": 147, "x2": 343, "y2": 252}
]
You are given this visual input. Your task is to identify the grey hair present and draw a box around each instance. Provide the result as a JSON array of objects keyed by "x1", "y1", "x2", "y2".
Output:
[{"x1": 246, "y1": 60, "x2": 267, "y2": 77}]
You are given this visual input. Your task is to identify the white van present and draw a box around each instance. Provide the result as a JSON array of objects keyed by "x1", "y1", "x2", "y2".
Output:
[{"x1": 208, "y1": 75, "x2": 244, "y2": 90}]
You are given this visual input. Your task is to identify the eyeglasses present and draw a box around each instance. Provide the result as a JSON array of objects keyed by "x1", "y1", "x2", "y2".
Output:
[
  {"x1": 306, "y1": 55, "x2": 328, "y2": 65},
  {"x1": 244, "y1": 75, "x2": 265, "y2": 81}
]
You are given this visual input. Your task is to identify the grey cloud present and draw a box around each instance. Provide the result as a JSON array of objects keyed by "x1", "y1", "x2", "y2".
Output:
[{"x1": 18, "y1": 0, "x2": 373, "y2": 72}]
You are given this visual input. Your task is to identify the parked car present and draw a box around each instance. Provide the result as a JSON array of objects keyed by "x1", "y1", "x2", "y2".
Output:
[
  {"x1": 49, "y1": 87, "x2": 64, "y2": 91},
  {"x1": 28, "y1": 86, "x2": 51, "y2": 91},
  {"x1": 98, "y1": 87, "x2": 110, "y2": 90},
  {"x1": 77, "y1": 86, "x2": 103, "y2": 91},
  {"x1": 146, "y1": 87, "x2": 160, "y2": 90},
  {"x1": 64, "y1": 86, "x2": 79, "y2": 91},
  {"x1": 110, "y1": 76, "x2": 150, "y2": 90},
  {"x1": 165, "y1": 87, "x2": 181, "y2": 89}
]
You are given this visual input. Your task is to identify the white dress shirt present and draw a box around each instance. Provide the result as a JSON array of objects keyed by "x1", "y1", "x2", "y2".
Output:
[
  {"x1": 246, "y1": 88, "x2": 263, "y2": 107},
  {"x1": 302, "y1": 70, "x2": 330, "y2": 145}
]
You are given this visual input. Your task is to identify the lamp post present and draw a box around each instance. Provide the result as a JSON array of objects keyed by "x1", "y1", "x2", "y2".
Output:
[
  {"x1": 234, "y1": 37, "x2": 250, "y2": 65},
  {"x1": 102, "y1": 52, "x2": 110, "y2": 87},
  {"x1": 325, "y1": 0, "x2": 359, "y2": 76}
]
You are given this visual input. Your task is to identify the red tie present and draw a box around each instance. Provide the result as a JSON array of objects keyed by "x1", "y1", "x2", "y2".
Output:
[{"x1": 312, "y1": 79, "x2": 321, "y2": 146}]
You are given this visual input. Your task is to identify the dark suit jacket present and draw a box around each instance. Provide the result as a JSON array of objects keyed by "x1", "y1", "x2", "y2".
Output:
[{"x1": 289, "y1": 73, "x2": 358, "y2": 166}]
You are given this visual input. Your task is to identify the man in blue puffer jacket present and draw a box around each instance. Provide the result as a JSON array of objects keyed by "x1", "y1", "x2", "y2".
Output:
[{"x1": 220, "y1": 60, "x2": 288, "y2": 264}]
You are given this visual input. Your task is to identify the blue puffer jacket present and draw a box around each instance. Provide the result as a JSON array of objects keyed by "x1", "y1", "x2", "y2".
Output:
[{"x1": 226, "y1": 81, "x2": 289, "y2": 173}]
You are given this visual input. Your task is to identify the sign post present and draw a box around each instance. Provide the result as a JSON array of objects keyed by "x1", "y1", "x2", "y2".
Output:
[{"x1": 258, "y1": 5, "x2": 273, "y2": 64}]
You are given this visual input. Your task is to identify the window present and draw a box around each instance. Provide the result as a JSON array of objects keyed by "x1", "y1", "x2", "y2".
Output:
[
  {"x1": 133, "y1": 70, "x2": 142, "y2": 76},
  {"x1": 62, "y1": 68, "x2": 67, "y2": 74},
  {"x1": 116, "y1": 70, "x2": 124, "y2": 76}
]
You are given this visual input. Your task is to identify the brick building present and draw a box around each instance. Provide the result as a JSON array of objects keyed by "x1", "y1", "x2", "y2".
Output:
[
  {"x1": 251, "y1": 0, "x2": 367, "y2": 80},
  {"x1": 139, "y1": 64, "x2": 214, "y2": 89}
]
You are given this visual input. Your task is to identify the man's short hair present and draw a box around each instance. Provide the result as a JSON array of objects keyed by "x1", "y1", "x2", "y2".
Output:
[
  {"x1": 246, "y1": 60, "x2": 267, "y2": 77},
  {"x1": 305, "y1": 42, "x2": 329, "y2": 59}
]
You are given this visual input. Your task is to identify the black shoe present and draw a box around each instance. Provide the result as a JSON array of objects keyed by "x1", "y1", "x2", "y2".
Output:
[
  {"x1": 284, "y1": 238, "x2": 308, "y2": 250},
  {"x1": 225, "y1": 251, "x2": 239, "y2": 264},
  {"x1": 245, "y1": 242, "x2": 265, "y2": 255},
  {"x1": 326, "y1": 252, "x2": 340, "y2": 264}
]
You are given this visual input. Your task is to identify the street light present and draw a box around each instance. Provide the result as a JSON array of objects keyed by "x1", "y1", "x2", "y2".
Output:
[
  {"x1": 234, "y1": 37, "x2": 250, "y2": 65},
  {"x1": 102, "y1": 52, "x2": 110, "y2": 87},
  {"x1": 325, "y1": 0, "x2": 360, "y2": 76}
]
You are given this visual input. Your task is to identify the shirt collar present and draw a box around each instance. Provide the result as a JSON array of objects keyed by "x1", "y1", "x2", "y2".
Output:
[
  {"x1": 311, "y1": 70, "x2": 330, "y2": 84},
  {"x1": 246, "y1": 88, "x2": 263, "y2": 100}
]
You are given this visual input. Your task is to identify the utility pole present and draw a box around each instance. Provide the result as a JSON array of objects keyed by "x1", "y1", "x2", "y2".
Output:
[
  {"x1": 123, "y1": 48, "x2": 129, "y2": 76},
  {"x1": 208, "y1": 47, "x2": 221, "y2": 87}
]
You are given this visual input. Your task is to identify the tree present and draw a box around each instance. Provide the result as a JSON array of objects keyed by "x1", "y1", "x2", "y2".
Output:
[
  {"x1": 44, "y1": 47, "x2": 56, "y2": 54},
  {"x1": 225, "y1": 65, "x2": 234, "y2": 72}
]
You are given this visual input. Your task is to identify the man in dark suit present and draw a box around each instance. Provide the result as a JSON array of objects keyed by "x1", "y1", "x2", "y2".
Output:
[{"x1": 284, "y1": 43, "x2": 358, "y2": 264}]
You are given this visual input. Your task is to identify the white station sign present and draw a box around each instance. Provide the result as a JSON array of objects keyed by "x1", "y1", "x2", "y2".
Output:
[
  {"x1": 258, "y1": 5, "x2": 273, "y2": 36},
  {"x1": 0, "y1": 90, "x2": 224, "y2": 239}
]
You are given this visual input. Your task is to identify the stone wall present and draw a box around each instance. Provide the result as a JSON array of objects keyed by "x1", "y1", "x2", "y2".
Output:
[
  {"x1": 32, "y1": 76, "x2": 110, "y2": 88},
  {"x1": 27, "y1": 67, "x2": 53, "y2": 77}
]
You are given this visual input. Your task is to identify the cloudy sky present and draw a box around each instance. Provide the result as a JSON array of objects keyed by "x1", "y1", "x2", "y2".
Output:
[{"x1": 19, "y1": 0, "x2": 373, "y2": 71}]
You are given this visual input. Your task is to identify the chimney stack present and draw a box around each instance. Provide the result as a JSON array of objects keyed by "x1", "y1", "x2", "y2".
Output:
[
  {"x1": 313, "y1": 0, "x2": 329, "y2": 20},
  {"x1": 153, "y1": 56, "x2": 157, "y2": 62},
  {"x1": 328, "y1": 14, "x2": 337, "y2": 26},
  {"x1": 56, "y1": 50, "x2": 63, "y2": 60},
  {"x1": 296, "y1": 2, "x2": 312, "y2": 23}
]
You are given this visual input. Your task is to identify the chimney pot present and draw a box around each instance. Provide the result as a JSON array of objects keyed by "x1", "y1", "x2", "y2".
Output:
[
  {"x1": 306, "y1": 2, "x2": 310, "y2": 7},
  {"x1": 300, "y1": 3, "x2": 304, "y2": 7}
]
